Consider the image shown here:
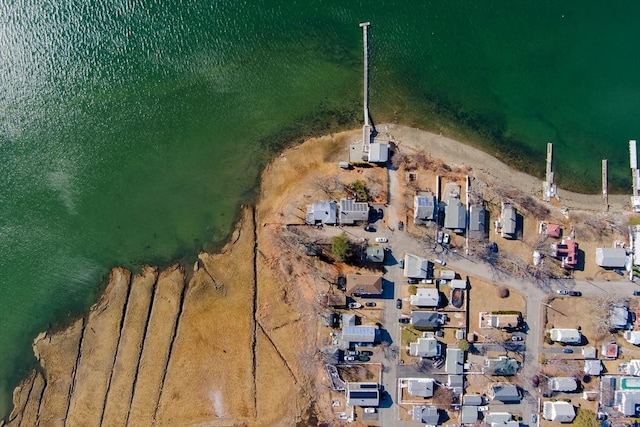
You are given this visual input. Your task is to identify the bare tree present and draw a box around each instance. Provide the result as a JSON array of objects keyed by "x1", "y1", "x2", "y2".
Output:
[{"x1": 432, "y1": 386, "x2": 453, "y2": 407}]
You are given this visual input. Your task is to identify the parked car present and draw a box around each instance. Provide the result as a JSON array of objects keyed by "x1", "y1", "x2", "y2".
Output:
[
  {"x1": 478, "y1": 406, "x2": 489, "y2": 412},
  {"x1": 556, "y1": 289, "x2": 568, "y2": 295},
  {"x1": 443, "y1": 233, "x2": 450, "y2": 245},
  {"x1": 396, "y1": 298, "x2": 402, "y2": 309},
  {"x1": 346, "y1": 350, "x2": 359, "y2": 356},
  {"x1": 511, "y1": 335, "x2": 524, "y2": 341},
  {"x1": 531, "y1": 414, "x2": 537, "y2": 424},
  {"x1": 437, "y1": 231, "x2": 444, "y2": 244},
  {"x1": 531, "y1": 375, "x2": 540, "y2": 387},
  {"x1": 358, "y1": 355, "x2": 370, "y2": 362},
  {"x1": 364, "y1": 225, "x2": 376, "y2": 232},
  {"x1": 345, "y1": 356, "x2": 356, "y2": 361},
  {"x1": 399, "y1": 259, "x2": 404, "y2": 269},
  {"x1": 568, "y1": 291, "x2": 582, "y2": 296},
  {"x1": 361, "y1": 350, "x2": 374, "y2": 356},
  {"x1": 364, "y1": 407, "x2": 376, "y2": 414},
  {"x1": 365, "y1": 302, "x2": 376, "y2": 307},
  {"x1": 421, "y1": 279, "x2": 433, "y2": 284},
  {"x1": 348, "y1": 302, "x2": 362, "y2": 309},
  {"x1": 407, "y1": 278, "x2": 419, "y2": 284},
  {"x1": 398, "y1": 221, "x2": 404, "y2": 231},
  {"x1": 633, "y1": 290, "x2": 640, "y2": 296},
  {"x1": 375, "y1": 236, "x2": 388, "y2": 243},
  {"x1": 562, "y1": 348, "x2": 574, "y2": 354},
  {"x1": 434, "y1": 259, "x2": 446, "y2": 266},
  {"x1": 377, "y1": 209, "x2": 384, "y2": 219},
  {"x1": 439, "y1": 279, "x2": 448, "y2": 285},
  {"x1": 398, "y1": 317, "x2": 409, "y2": 324}
]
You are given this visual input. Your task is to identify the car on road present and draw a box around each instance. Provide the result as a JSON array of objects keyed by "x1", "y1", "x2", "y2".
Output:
[
  {"x1": 398, "y1": 221, "x2": 404, "y2": 231},
  {"x1": 396, "y1": 298, "x2": 402, "y2": 309},
  {"x1": 398, "y1": 259, "x2": 404, "y2": 269},
  {"x1": 634, "y1": 290, "x2": 640, "y2": 296},
  {"x1": 437, "y1": 231, "x2": 444, "y2": 244},
  {"x1": 443, "y1": 233, "x2": 450, "y2": 245},
  {"x1": 568, "y1": 291, "x2": 582, "y2": 296},
  {"x1": 365, "y1": 302, "x2": 376, "y2": 307},
  {"x1": 531, "y1": 414, "x2": 537, "y2": 424},
  {"x1": 556, "y1": 289, "x2": 568, "y2": 295},
  {"x1": 375, "y1": 236, "x2": 388, "y2": 243},
  {"x1": 364, "y1": 225, "x2": 376, "y2": 232},
  {"x1": 562, "y1": 348, "x2": 574, "y2": 354},
  {"x1": 434, "y1": 259, "x2": 446, "y2": 266},
  {"x1": 407, "y1": 278, "x2": 419, "y2": 284},
  {"x1": 348, "y1": 302, "x2": 362, "y2": 309},
  {"x1": 511, "y1": 335, "x2": 524, "y2": 341},
  {"x1": 399, "y1": 317, "x2": 409, "y2": 324},
  {"x1": 345, "y1": 356, "x2": 356, "y2": 361}
]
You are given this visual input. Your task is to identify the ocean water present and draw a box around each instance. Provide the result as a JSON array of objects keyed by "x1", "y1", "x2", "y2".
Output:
[{"x1": 1, "y1": 0, "x2": 638, "y2": 417}]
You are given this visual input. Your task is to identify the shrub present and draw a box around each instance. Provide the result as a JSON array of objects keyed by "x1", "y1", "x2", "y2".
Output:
[
  {"x1": 408, "y1": 285, "x2": 417, "y2": 295},
  {"x1": 331, "y1": 233, "x2": 351, "y2": 262}
]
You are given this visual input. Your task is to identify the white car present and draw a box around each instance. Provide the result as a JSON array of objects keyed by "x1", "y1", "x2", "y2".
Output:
[
  {"x1": 443, "y1": 233, "x2": 450, "y2": 244},
  {"x1": 421, "y1": 279, "x2": 433, "y2": 284},
  {"x1": 434, "y1": 259, "x2": 446, "y2": 266},
  {"x1": 375, "y1": 237, "x2": 388, "y2": 243}
]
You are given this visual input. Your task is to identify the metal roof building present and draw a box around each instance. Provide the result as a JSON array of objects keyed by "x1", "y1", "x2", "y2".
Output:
[
  {"x1": 305, "y1": 201, "x2": 337, "y2": 225},
  {"x1": 444, "y1": 197, "x2": 466, "y2": 232},
  {"x1": 341, "y1": 326, "x2": 376, "y2": 349},
  {"x1": 338, "y1": 198, "x2": 369, "y2": 225},
  {"x1": 410, "y1": 288, "x2": 440, "y2": 307},
  {"x1": 468, "y1": 205, "x2": 486, "y2": 234},
  {"x1": 500, "y1": 202, "x2": 517, "y2": 239},
  {"x1": 367, "y1": 142, "x2": 389, "y2": 163},
  {"x1": 346, "y1": 382, "x2": 379, "y2": 407},
  {"x1": 595, "y1": 247, "x2": 628, "y2": 268},
  {"x1": 462, "y1": 395, "x2": 484, "y2": 406}
]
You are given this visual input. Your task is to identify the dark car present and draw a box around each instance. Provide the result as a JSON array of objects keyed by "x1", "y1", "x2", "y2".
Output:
[
  {"x1": 511, "y1": 335, "x2": 523, "y2": 341},
  {"x1": 488, "y1": 242, "x2": 498, "y2": 253},
  {"x1": 531, "y1": 375, "x2": 540, "y2": 387},
  {"x1": 358, "y1": 355, "x2": 370, "y2": 362},
  {"x1": 568, "y1": 291, "x2": 582, "y2": 296},
  {"x1": 364, "y1": 225, "x2": 376, "y2": 232},
  {"x1": 399, "y1": 317, "x2": 409, "y2": 324},
  {"x1": 562, "y1": 348, "x2": 574, "y2": 354},
  {"x1": 365, "y1": 302, "x2": 376, "y2": 307},
  {"x1": 407, "y1": 278, "x2": 419, "y2": 285},
  {"x1": 378, "y1": 208, "x2": 384, "y2": 218},
  {"x1": 396, "y1": 298, "x2": 402, "y2": 309},
  {"x1": 634, "y1": 290, "x2": 640, "y2": 296},
  {"x1": 361, "y1": 350, "x2": 374, "y2": 356},
  {"x1": 398, "y1": 221, "x2": 404, "y2": 231}
]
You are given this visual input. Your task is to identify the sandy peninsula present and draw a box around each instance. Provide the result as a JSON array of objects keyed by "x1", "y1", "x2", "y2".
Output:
[{"x1": 2, "y1": 124, "x2": 634, "y2": 426}]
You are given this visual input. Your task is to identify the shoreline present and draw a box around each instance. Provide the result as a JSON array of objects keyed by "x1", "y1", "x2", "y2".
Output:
[{"x1": 2, "y1": 123, "x2": 634, "y2": 426}]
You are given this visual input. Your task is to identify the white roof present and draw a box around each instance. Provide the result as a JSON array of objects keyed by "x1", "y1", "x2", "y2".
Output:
[
  {"x1": 501, "y1": 203, "x2": 517, "y2": 236},
  {"x1": 410, "y1": 288, "x2": 440, "y2": 307},
  {"x1": 616, "y1": 390, "x2": 640, "y2": 416},
  {"x1": 595, "y1": 247, "x2": 627, "y2": 268},
  {"x1": 404, "y1": 253, "x2": 430, "y2": 279},
  {"x1": 342, "y1": 326, "x2": 376, "y2": 347},
  {"x1": 550, "y1": 328, "x2": 582, "y2": 343},
  {"x1": 444, "y1": 197, "x2": 466, "y2": 230},
  {"x1": 549, "y1": 377, "x2": 578, "y2": 392},
  {"x1": 543, "y1": 401, "x2": 575, "y2": 422},
  {"x1": 584, "y1": 359, "x2": 603, "y2": 376},
  {"x1": 484, "y1": 412, "x2": 512, "y2": 424},
  {"x1": 367, "y1": 142, "x2": 389, "y2": 163},
  {"x1": 409, "y1": 336, "x2": 441, "y2": 358},
  {"x1": 451, "y1": 279, "x2": 467, "y2": 289},
  {"x1": 627, "y1": 360, "x2": 640, "y2": 376},
  {"x1": 625, "y1": 331, "x2": 640, "y2": 345}
]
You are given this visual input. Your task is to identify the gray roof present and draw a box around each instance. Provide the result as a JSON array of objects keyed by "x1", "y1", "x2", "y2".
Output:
[
  {"x1": 446, "y1": 348, "x2": 464, "y2": 374},
  {"x1": 306, "y1": 201, "x2": 337, "y2": 224},
  {"x1": 346, "y1": 382, "x2": 380, "y2": 407},
  {"x1": 414, "y1": 193, "x2": 436, "y2": 223},
  {"x1": 610, "y1": 304, "x2": 629, "y2": 329},
  {"x1": 365, "y1": 246, "x2": 384, "y2": 263},
  {"x1": 462, "y1": 395, "x2": 484, "y2": 406},
  {"x1": 342, "y1": 326, "x2": 376, "y2": 348},
  {"x1": 404, "y1": 253, "x2": 431, "y2": 279},
  {"x1": 596, "y1": 247, "x2": 627, "y2": 268},
  {"x1": 339, "y1": 198, "x2": 369, "y2": 224},
  {"x1": 410, "y1": 311, "x2": 445, "y2": 328},
  {"x1": 444, "y1": 198, "x2": 466, "y2": 230},
  {"x1": 484, "y1": 356, "x2": 519, "y2": 376},
  {"x1": 549, "y1": 377, "x2": 578, "y2": 392},
  {"x1": 413, "y1": 405, "x2": 439, "y2": 424},
  {"x1": 491, "y1": 384, "x2": 520, "y2": 402},
  {"x1": 469, "y1": 205, "x2": 486, "y2": 233},
  {"x1": 501, "y1": 203, "x2": 517, "y2": 237},
  {"x1": 461, "y1": 406, "x2": 478, "y2": 424}
]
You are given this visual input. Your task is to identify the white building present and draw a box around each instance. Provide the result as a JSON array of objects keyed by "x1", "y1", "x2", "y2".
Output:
[
  {"x1": 626, "y1": 360, "x2": 640, "y2": 376},
  {"x1": 549, "y1": 377, "x2": 578, "y2": 392},
  {"x1": 404, "y1": 253, "x2": 431, "y2": 279},
  {"x1": 410, "y1": 288, "x2": 440, "y2": 307},
  {"x1": 414, "y1": 192, "x2": 436, "y2": 224},
  {"x1": 408, "y1": 378, "x2": 434, "y2": 398},
  {"x1": 584, "y1": 359, "x2": 603, "y2": 376},
  {"x1": 550, "y1": 328, "x2": 582, "y2": 344},
  {"x1": 341, "y1": 326, "x2": 376, "y2": 349},
  {"x1": 543, "y1": 401, "x2": 575, "y2": 422},
  {"x1": 595, "y1": 247, "x2": 628, "y2": 268},
  {"x1": 409, "y1": 333, "x2": 442, "y2": 358},
  {"x1": 625, "y1": 331, "x2": 640, "y2": 345},
  {"x1": 446, "y1": 347, "x2": 464, "y2": 374}
]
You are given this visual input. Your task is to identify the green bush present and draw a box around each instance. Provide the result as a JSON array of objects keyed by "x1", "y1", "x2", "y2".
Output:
[{"x1": 331, "y1": 233, "x2": 351, "y2": 262}]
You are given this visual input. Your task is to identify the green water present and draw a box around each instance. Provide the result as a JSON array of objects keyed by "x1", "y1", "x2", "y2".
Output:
[{"x1": 1, "y1": 0, "x2": 638, "y2": 417}]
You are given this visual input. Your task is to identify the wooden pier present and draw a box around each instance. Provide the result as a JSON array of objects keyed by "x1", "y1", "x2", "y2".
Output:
[
  {"x1": 602, "y1": 159, "x2": 608, "y2": 209},
  {"x1": 542, "y1": 142, "x2": 557, "y2": 202}
]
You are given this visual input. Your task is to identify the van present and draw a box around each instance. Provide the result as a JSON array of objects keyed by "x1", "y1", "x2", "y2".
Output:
[{"x1": 399, "y1": 259, "x2": 404, "y2": 269}]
